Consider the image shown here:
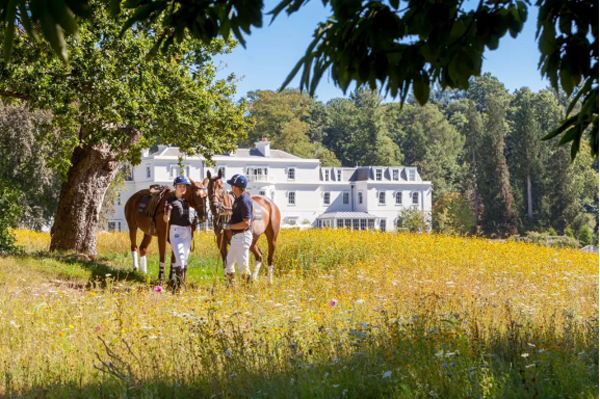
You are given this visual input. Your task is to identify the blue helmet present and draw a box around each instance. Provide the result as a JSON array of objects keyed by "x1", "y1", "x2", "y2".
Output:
[
  {"x1": 227, "y1": 174, "x2": 248, "y2": 189},
  {"x1": 173, "y1": 176, "x2": 191, "y2": 186}
]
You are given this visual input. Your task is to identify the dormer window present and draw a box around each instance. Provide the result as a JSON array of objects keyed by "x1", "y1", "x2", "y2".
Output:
[
  {"x1": 392, "y1": 169, "x2": 399, "y2": 181},
  {"x1": 375, "y1": 169, "x2": 382, "y2": 181},
  {"x1": 288, "y1": 167, "x2": 295, "y2": 180},
  {"x1": 337, "y1": 170, "x2": 342, "y2": 181},
  {"x1": 324, "y1": 170, "x2": 330, "y2": 181},
  {"x1": 409, "y1": 169, "x2": 416, "y2": 181}
]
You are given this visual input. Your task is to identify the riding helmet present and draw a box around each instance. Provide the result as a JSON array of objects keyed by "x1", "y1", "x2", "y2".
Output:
[{"x1": 173, "y1": 176, "x2": 191, "y2": 186}]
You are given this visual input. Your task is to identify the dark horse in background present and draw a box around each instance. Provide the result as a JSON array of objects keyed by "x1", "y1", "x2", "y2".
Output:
[
  {"x1": 124, "y1": 178, "x2": 209, "y2": 282},
  {"x1": 206, "y1": 170, "x2": 281, "y2": 284}
]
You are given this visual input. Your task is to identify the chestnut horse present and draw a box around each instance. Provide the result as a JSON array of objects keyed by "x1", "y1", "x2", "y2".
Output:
[
  {"x1": 124, "y1": 178, "x2": 209, "y2": 282},
  {"x1": 206, "y1": 170, "x2": 281, "y2": 284}
]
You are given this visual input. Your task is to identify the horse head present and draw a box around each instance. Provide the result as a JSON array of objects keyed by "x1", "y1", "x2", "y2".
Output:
[
  {"x1": 206, "y1": 169, "x2": 231, "y2": 217},
  {"x1": 186, "y1": 177, "x2": 209, "y2": 223}
]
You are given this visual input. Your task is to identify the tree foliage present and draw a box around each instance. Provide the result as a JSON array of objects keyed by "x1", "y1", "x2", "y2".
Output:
[{"x1": 0, "y1": 1, "x2": 595, "y2": 160}]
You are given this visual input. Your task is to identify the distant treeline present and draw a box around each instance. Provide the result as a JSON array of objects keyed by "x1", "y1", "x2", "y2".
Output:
[{"x1": 240, "y1": 74, "x2": 598, "y2": 240}]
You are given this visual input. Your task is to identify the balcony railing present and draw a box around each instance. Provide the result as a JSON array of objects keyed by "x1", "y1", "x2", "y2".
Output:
[{"x1": 247, "y1": 175, "x2": 275, "y2": 183}]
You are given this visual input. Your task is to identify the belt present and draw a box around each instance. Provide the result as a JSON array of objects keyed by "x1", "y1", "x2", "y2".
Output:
[{"x1": 232, "y1": 229, "x2": 250, "y2": 236}]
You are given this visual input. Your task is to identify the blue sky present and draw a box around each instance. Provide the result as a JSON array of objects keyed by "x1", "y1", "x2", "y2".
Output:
[{"x1": 214, "y1": 1, "x2": 549, "y2": 103}]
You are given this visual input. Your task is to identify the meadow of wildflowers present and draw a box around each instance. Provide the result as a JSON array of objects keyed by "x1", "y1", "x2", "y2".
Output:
[{"x1": 0, "y1": 229, "x2": 597, "y2": 398}]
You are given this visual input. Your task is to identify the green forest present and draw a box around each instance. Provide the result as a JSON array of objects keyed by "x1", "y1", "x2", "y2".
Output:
[{"x1": 240, "y1": 74, "x2": 598, "y2": 242}]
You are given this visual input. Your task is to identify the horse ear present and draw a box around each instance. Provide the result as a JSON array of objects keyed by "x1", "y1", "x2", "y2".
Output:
[
  {"x1": 207, "y1": 170, "x2": 212, "y2": 179},
  {"x1": 217, "y1": 168, "x2": 222, "y2": 179},
  {"x1": 202, "y1": 177, "x2": 209, "y2": 187}
]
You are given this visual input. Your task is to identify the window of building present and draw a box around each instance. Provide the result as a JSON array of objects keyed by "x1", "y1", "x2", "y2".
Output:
[
  {"x1": 337, "y1": 170, "x2": 342, "y2": 181},
  {"x1": 392, "y1": 169, "x2": 399, "y2": 181},
  {"x1": 317, "y1": 219, "x2": 322, "y2": 228},
  {"x1": 288, "y1": 191, "x2": 296, "y2": 205},
  {"x1": 368, "y1": 219, "x2": 375, "y2": 229},
  {"x1": 412, "y1": 192, "x2": 419, "y2": 205},
  {"x1": 146, "y1": 165, "x2": 151, "y2": 179},
  {"x1": 375, "y1": 169, "x2": 382, "y2": 181},
  {"x1": 217, "y1": 166, "x2": 226, "y2": 179},
  {"x1": 353, "y1": 219, "x2": 360, "y2": 230},
  {"x1": 409, "y1": 169, "x2": 416, "y2": 181},
  {"x1": 288, "y1": 167, "x2": 295, "y2": 180},
  {"x1": 360, "y1": 219, "x2": 367, "y2": 230},
  {"x1": 379, "y1": 191, "x2": 386, "y2": 205},
  {"x1": 344, "y1": 219, "x2": 352, "y2": 229},
  {"x1": 107, "y1": 222, "x2": 116, "y2": 231},
  {"x1": 121, "y1": 166, "x2": 133, "y2": 181},
  {"x1": 323, "y1": 192, "x2": 331, "y2": 205},
  {"x1": 358, "y1": 192, "x2": 363, "y2": 205},
  {"x1": 343, "y1": 192, "x2": 349, "y2": 204},
  {"x1": 395, "y1": 192, "x2": 402, "y2": 205},
  {"x1": 380, "y1": 219, "x2": 386, "y2": 231},
  {"x1": 259, "y1": 190, "x2": 266, "y2": 196},
  {"x1": 116, "y1": 192, "x2": 121, "y2": 206},
  {"x1": 337, "y1": 219, "x2": 344, "y2": 228},
  {"x1": 324, "y1": 170, "x2": 330, "y2": 181}
]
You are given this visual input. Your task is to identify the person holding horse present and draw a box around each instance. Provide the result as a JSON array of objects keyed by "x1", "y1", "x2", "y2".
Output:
[
  {"x1": 221, "y1": 174, "x2": 254, "y2": 284},
  {"x1": 164, "y1": 176, "x2": 197, "y2": 283}
]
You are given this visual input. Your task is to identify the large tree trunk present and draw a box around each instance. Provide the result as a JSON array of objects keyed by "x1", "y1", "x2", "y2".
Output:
[
  {"x1": 49, "y1": 142, "x2": 125, "y2": 255},
  {"x1": 526, "y1": 171, "x2": 533, "y2": 219}
]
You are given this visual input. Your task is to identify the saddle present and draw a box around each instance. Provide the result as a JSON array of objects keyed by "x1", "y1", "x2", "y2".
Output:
[
  {"x1": 138, "y1": 185, "x2": 171, "y2": 233},
  {"x1": 252, "y1": 200, "x2": 263, "y2": 221}
]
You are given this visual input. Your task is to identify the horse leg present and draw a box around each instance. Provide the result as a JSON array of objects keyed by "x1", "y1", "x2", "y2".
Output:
[
  {"x1": 157, "y1": 233, "x2": 166, "y2": 281},
  {"x1": 265, "y1": 227, "x2": 279, "y2": 285},
  {"x1": 250, "y1": 238, "x2": 263, "y2": 281},
  {"x1": 138, "y1": 234, "x2": 153, "y2": 274},
  {"x1": 129, "y1": 228, "x2": 139, "y2": 271}
]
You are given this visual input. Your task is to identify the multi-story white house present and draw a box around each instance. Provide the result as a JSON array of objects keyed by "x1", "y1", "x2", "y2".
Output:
[{"x1": 109, "y1": 139, "x2": 432, "y2": 232}]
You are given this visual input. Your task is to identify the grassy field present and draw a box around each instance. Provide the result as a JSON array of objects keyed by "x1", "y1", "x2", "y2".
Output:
[{"x1": 0, "y1": 229, "x2": 597, "y2": 398}]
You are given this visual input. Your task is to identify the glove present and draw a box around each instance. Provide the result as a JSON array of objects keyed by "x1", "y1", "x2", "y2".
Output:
[{"x1": 222, "y1": 223, "x2": 231, "y2": 230}]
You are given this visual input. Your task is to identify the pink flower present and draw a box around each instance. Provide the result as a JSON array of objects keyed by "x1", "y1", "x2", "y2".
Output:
[
  {"x1": 245, "y1": 323, "x2": 250, "y2": 329},
  {"x1": 330, "y1": 299, "x2": 338, "y2": 307},
  {"x1": 154, "y1": 285, "x2": 163, "y2": 293},
  {"x1": 95, "y1": 326, "x2": 102, "y2": 331}
]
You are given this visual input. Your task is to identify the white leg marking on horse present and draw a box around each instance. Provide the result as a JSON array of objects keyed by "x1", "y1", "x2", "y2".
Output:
[
  {"x1": 268, "y1": 265, "x2": 274, "y2": 285},
  {"x1": 132, "y1": 251, "x2": 139, "y2": 270},
  {"x1": 252, "y1": 262, "x2": 262, "y2": 281},
  {"x1": 139, "y1": 256, "x2": 147, "y2": 273}
]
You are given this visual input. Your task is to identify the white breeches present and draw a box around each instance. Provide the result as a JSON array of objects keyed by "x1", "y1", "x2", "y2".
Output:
[
  {"x1": 225, "y1": 230, "x2": 253, "y2": 275},
  {"x1": 170, "y1": 225, "x2": 192, "y2": 268}
]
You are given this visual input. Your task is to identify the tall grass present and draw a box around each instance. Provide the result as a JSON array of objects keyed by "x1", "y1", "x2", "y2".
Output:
[{"x1": 0, "y1": 229, "x2": 597, "y2": 397}]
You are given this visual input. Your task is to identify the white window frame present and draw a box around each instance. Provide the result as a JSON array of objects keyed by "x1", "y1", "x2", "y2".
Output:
[
  {"x1": 323, "y1": 192, "x2": 331, "y2": 205},
  {"x1": 395, "y1": 191, "x2": 402, "y2": 205},
  {"x1": 342, "y1": 191, "x2": 350, "y2": 205},
  {"x1": 412, "y1": 192, "x2": 419, "y2": 205},
  {"x1": 217, "y1": 166, "x2": 227, "y2": 179},
  {"x1": 380, "y1": 219, "x2": 386, "y2": 231},
  {"x1": 288, "y1": 191, "x2": 296, "y2": 206},
  {"x1": 392, "y1": 169, "x2": 399, "y2": 181},
  {"x1": 259, "y1": 189, "x2": 266, "y2": 196},
  {"x1": 324, "y1": 169, "x2": 330, "y2": 181},
  {"x1": 358, "y1": 191, "x2": 363, "y2": 205},
  {"x1": 375, "y1": 169, "x2": 383, "y2": 181},
  {"x1": 288, "y1": 167, "x2": 296, "y2": 181},
  {"x1": 169, "y1": 164, "x2": 177, "y2": 179},
  {"x1": 337, "y1": 170, "x2": 342, "y2": 181},
  {"x1": 116, "y1": 192, "x2": 121, "y2": 206},
  {"x1": 146, "y1": 165, "x2": 151, "y2": 179},
  {"x1": 409, "y1": 168, "x2": 416, "y2": 181},
  {"x1": 378, "y1": 191, "x2": 386, "y2": 205}
]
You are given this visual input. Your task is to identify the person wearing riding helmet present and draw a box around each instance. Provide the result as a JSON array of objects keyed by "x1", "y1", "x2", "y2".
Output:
[
  {"x1": 222, "y1": 174, "x2": 253, "y2": 284},
  {"x1": 164, "y1": 176, "x2": 197, "y2": 282}
]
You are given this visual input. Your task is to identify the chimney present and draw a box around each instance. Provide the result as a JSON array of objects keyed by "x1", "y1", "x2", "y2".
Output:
[{"x1": 256, "y1": 137, "x2": 270, "y2": 157}]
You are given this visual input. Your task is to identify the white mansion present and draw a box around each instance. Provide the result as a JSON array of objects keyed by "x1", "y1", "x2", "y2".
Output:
[{"x1": 110, "y1": 139, "x2": 432, "y2": 232}]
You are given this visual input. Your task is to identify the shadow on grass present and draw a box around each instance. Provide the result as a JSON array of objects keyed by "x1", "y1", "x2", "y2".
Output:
[{"x1": 9, "y1": 250, "x2": 148, "y2": 286}]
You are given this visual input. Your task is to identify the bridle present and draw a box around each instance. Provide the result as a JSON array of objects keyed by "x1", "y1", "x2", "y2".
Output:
[
  {"x1": 208, "y1": 177, "x2": 230, "y2": 217},
  {"x1": 187, "y1": 182, "x2": 208, "y2": 223}
]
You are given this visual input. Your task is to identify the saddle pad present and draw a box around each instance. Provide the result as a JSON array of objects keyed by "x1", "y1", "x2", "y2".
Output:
[
  {"x1": 138, "y1": 194, "x2": 151, "y2": 215},
  {"x1": 252, "y1": 202, "x2": 263, "y2": 221}
]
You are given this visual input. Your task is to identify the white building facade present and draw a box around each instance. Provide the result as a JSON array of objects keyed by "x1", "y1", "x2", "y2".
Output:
[{"x1": 109, "y1": 139, "x2": 432, "y2": 232}]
